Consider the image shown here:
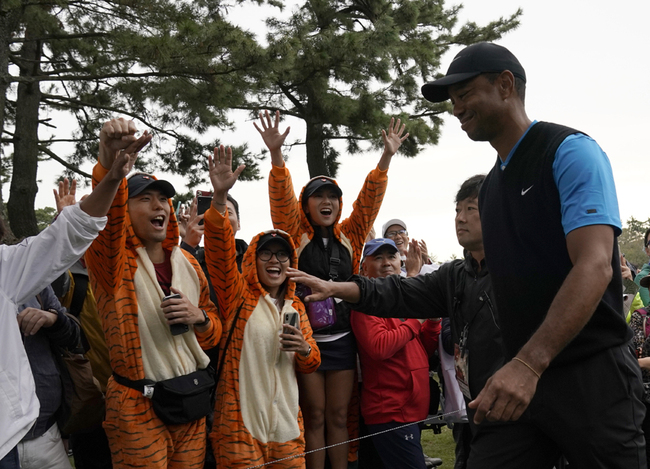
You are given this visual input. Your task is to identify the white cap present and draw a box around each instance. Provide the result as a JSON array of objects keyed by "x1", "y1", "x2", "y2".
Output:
[{"x1": 381, "y1": 219, "x2": 407, "y2": 237}]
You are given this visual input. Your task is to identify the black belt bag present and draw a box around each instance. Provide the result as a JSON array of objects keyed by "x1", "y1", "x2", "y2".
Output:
[{"x1": 113, "y1": 368, "x2": 215, "y2": 425}]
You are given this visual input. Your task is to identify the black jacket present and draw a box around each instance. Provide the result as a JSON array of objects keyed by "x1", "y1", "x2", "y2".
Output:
[{"x1": 350, "y1": 251, "x2": 505, "y2": 399}]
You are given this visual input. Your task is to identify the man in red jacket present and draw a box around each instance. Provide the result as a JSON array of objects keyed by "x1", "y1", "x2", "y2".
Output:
[{"x1": 351, "y1": 238, "x2": 441, "y2": 468}]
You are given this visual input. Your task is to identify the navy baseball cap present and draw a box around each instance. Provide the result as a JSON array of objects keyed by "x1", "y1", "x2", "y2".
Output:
[
  {"x1": 363, "y1": 238, "x2": 399, "y2": 258},
  {"x1": 257, "y1": 230, "x2": 293, "y2": 253},
  {"x1": 421, "y1": 42, "x2": 526, "y2": 103},
  {"x1": 303, "y1": 176, "x2": 342, "y2": 199},
  {"x1": 127, "y1": 173, "x2": 175, "y2": 199}
]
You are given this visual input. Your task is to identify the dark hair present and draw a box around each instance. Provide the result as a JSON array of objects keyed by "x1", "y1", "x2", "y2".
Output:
[
  {"x1": 0, "y1": 216, "x2": 6, "y2": 241},
  {"x1": 644, "y1": 228, "x2": 650, "y2": 247},
  {"x1": 484, "y1": 72, "x2": 526, "y2": 103},
  {"x1": 455, "y1": 174, "x2": 486, "y2": 203},
  {"x1": 226, "y1": 194, "x2": 240, "y2": 221}
]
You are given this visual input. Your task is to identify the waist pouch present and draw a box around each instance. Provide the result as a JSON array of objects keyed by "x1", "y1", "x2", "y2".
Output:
[{"x1": 113, "y1": 368, "x2": 215, "y2": 425}]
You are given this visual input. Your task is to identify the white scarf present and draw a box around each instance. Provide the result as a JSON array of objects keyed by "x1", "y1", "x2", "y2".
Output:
[{"x1": 133, "y1": 246, "x2": 210, "y2": 382}]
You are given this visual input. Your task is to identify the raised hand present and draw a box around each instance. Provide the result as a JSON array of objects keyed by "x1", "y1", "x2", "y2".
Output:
[
  {"x1": 181, "y1": 197, "x2": 205, "y2": 248},
  {"x1": 98, "y1": 118, "x2": 152, "y2": 178},
  {"x1": 419, "y1": 239, "x2": 431, "y2": 265},
  {"x1": 53, "y1": 178, "x2": 77, "y2": 214},
  {"x1": 208, "y1": 145, "x2": 245, "y2": 200},
  {"x1": 253, "y1": 110, "x2": 290, "y2": 167},
  {"x1": 382, "y1": 117, "x2": 409, "y2": 155},
  {"x1": 405, "y1": 238, "x2": 422, "y2": 277},
  {"x1": 378, "y1": 117, "x2": 409, "y2": 170}
]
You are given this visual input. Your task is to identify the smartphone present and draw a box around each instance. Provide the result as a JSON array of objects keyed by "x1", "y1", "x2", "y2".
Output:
[
  {"x1": 196, "y1": 190, "x2": 213, "y2": 225},
  {"x1": 162, "y1": 293, "x2": 189, "y2": 336},
  {"x1": 283, "y1": 312, "x2": 299, "y2": 333}
]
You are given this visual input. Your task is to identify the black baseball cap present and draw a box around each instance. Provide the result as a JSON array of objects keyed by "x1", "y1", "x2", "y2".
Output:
[
  {"x1": 127, "y1": 173, "x2": 175, "y2": 199},
  {"x1": 421, "y1": 42, "x2": 526, "y2": 103},
  {"x1": 303, "y1": 176, "x2": 342, "y2": 199},
  {"x1": 257, "y1": 230, "x2": 293, "y2": 253}
]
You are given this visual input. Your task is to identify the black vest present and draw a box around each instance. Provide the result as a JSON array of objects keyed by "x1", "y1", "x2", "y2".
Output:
[
  {"x1": 479, "y1": 122, "x2": 630, "y2": 365},
  {"x1": 298, "y1": 232, "x2": 353, "y2": 333}
]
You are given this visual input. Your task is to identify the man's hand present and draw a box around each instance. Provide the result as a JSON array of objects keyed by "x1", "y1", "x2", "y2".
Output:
[
  {"x1": 287, "y1": 267, "x2": 361, "y2": 303},
  {"x1": 254, "y1": 110, "x2": 290, "y2": 167},
  {"x1": 287, "y1": 268, "x2": 336, "y2": 302},
  {"x1": 468, "y1": 357, "x2": 540, "y2": 424},
  {"x1": 621, "y1": 254, "x2": 633, "y2": 281},
  {"x1": 17, "y1": 307, "x2": 58, "y2": 336},
  {"x1": 54, "y1": 178, "x2": 77, "y2": 214},
  {"x1": 208, "y1": 145, "x2": 245, "y2": 209},
  {"x1": 161, "y1": 287, "x2": 207, "y2": 330},
  {"x1": 419, "y1": 239, "x2": 431, "y2": 265},
  {"x1": 180, "y1": 197, "x2": 204, "y2": 248},
  {"x1": 405, "y1": 238, "x2": 422, "y2": 277},
  {"x1": 378, "y1": 117, "x2": 409, "y2": 170}
]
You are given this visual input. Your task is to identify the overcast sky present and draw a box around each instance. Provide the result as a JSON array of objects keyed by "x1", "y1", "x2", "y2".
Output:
[{"x1": 27, "y1": 0, "x2": 650, "y2": 260}]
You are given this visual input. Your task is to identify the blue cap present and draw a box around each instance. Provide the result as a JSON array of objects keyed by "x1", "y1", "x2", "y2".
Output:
[{"x1": 362, "y1": 238, "x2": 399, "y2": 258}]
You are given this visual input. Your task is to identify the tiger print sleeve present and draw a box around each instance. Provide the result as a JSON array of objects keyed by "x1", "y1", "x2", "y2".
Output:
[
  {"x1": 85, "y1": 161, "x2": 128, "y2": 294},
  {"x1": 294, "y1": 299, "x2": 321, "y2": 373},
  {"x1": 268, "y1": 165, "x2": 302, "y2": 240},
  {"x1": 203, "y1": 206, "x2": 246, "y2": 322},
  {"x1": 182, "y1": 250, "x2": 223, "y2": 350},
  {"x1": 340, "y1": 166, "x2": 388, "y2": 260}
]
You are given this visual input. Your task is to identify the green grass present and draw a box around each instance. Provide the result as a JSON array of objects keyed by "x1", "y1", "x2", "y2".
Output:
[{"x1": 421, "y1": 424, "x2": 457, "y2": 468}]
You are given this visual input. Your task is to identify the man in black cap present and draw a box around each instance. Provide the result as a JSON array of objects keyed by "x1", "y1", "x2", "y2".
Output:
[
  {"x1": 419, "y1": 42, "x2": 645, "y2": 468},
  {"x1": 85, "y1": 118, "x2": 222, "y2": 468},
  {"x1": 290, "y1": 43, "x2": 645, "y2": 469}
]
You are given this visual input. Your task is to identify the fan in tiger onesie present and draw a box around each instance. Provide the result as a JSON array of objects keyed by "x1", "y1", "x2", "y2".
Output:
[
  {"x1": 203, "y1": 144, "x2": 321, "y2": 468},
  {"x1": 255, "y1": 110, "x2": 408, "y2": 469},
  {"x1": 85, "y1": 118, "x2": 222, "y2": 469}
]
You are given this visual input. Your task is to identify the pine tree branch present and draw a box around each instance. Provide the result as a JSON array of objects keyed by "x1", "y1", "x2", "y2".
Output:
[{"x1": 38, "y1": 145, "x2": 92, "y2": 179}]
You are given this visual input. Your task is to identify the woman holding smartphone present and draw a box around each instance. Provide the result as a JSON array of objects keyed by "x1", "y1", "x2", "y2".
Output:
[{"x1": 203, "y1": 145, "x2": 320, "y2": 468}]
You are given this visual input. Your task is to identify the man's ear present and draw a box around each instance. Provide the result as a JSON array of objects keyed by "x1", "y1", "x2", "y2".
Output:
[{"x1": 498, "y1": 70, "x2": 516, "y2": 99}]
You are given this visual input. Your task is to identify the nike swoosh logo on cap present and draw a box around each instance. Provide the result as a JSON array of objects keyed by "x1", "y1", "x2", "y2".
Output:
[{"x1": 521, "y1": 185, "x2": 533, "y2": 195}]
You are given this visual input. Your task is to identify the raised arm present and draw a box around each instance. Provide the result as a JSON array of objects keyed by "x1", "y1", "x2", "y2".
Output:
[
  {"x1": 203, "y1": 145, "x2": 247, "y2": 321},
  {"x1": 85, "y1": 118, "x2": 151, "y2": 291}
]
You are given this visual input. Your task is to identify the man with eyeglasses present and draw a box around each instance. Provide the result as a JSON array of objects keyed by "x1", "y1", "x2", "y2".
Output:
[{"x1": 381, "y1": 219, "x2": 437, "y2": 276}]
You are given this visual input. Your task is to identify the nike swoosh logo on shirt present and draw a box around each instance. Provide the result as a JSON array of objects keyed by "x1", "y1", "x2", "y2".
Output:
[{"x1": 521, "y1": 185, "x2": 533, "y2": 195}]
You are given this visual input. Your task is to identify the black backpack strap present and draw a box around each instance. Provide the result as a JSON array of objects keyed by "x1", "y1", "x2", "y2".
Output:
[
  {"x1": 329, "y1": 242, "x2": 341, "y2": 280},
  {"x1": 215, "y1": 301, "x2": 245, "y2": 384},
  {"x1": 69, "y1": 273, "x2": 89, "y2": 318}
]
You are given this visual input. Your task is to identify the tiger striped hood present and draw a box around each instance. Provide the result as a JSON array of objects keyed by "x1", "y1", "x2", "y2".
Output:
[{"x1": 241, "y1": 229, "x2": 298, "y2": 301}]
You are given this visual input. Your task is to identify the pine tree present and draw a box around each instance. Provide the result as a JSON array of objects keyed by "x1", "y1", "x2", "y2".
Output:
[
  {"x1": 247, "y1": 0, "x2": 522, "y2": 177},
  {"x1": 1, "y1": 0, "x2": 264, "y2": 237}
]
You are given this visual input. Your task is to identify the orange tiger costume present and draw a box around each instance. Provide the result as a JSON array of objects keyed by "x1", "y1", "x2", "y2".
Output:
[
  {"x1": 268, "y1": 164, "x2": 388, "y2": 463},
  {"x1": 86, "y1": 162, "x2": 222, "y2": 469},
  {"x1": 203, "y1": 207, "x2": 321, "y2": 468}
]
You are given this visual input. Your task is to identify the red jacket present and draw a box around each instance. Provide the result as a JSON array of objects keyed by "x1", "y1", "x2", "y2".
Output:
[{"x1": 351, "y1": 312, "x2": 440, "y2": 425}]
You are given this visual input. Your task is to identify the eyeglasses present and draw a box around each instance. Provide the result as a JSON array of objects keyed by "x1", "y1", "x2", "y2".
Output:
[
  {"x1": 385, "y1": 229, "x2": 407, "y2": 239},
  {"x1": 257, "y1": 249, "x2": 290, "y2": 263}
]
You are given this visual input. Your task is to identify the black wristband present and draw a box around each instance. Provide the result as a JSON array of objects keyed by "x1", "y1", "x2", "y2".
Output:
[{"x1": 196, "y1": 309, "x2": 210, "y2": 327}]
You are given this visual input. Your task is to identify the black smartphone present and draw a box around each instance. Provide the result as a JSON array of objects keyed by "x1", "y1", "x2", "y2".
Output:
[
  {"x1": 283, "y1": 312, "x2": 299, "y2": 333},
  {"x1": 196, "y1": 190, "x2": 212, "y2": 225},
  {"x1": 162, "y1": 293, "x2": 189, "y2": 336}
]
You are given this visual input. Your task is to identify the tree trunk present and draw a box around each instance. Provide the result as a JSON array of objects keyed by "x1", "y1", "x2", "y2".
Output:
[
  {"x1": 0, "y1": 8, "x2": 19, "y2": 240},
  {"x1": 305, "y1": 118, "x2": 329, "y2": 178},
  {"x1": 8, "y1": 19, "x2": 42, "y2": 238}
]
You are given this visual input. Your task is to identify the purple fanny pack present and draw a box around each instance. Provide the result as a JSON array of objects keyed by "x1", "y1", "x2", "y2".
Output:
[{"x1": 295, "y1": 284, "x2": 336, "y2": 331}]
